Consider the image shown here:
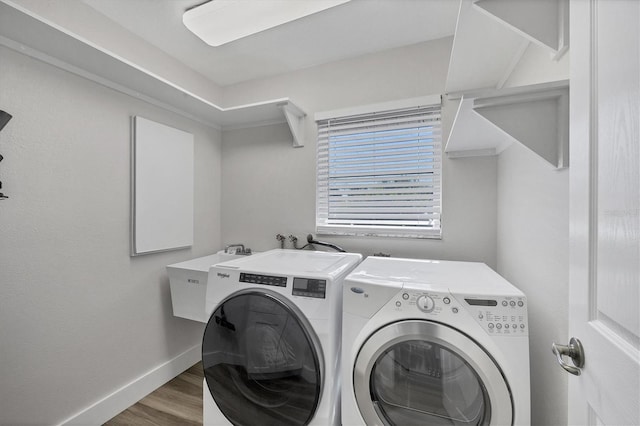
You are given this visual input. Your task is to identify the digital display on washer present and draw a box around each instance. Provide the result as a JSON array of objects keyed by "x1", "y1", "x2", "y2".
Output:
[
  {"x1": 292, "y1": 278, "x2": 326, "y2": 298},
  {"x1": 465, "y1": 298, "x2": 498, "y2": 306},
  {"x1": 239, "y1": 273, "x2": 287, "y2": 287}
]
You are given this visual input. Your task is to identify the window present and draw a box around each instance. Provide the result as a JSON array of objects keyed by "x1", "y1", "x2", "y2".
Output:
[{"x1": 315, "y1": 96, "x2": 442, "y2": 239}]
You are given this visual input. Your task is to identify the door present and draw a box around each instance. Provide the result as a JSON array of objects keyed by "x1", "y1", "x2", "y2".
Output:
[
  {"x1": 353, "y1": 320, "x2": 512, "y2": 425},
  {"x1": 202, "y1": 290, "x2": 324, "y2": 426},
  {"x1": 567, "y1": 0, "x2": 640, "y2": 424}
]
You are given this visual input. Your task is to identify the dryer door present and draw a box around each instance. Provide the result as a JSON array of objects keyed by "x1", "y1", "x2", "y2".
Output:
[
  {"x1": 202, "y1": 289, "x2": 324, "y2": 426},
  {"x1": 354, "y1": 320, "x2": 512, "y2": 426}
]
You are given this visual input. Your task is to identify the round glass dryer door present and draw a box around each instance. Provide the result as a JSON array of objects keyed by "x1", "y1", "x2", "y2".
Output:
[
  {"x1": 354, "y1": 320, "x2": 513, "y2": 426},
  {"x1": 202, "y1": 289, "x2": 324, "y2": 426}
]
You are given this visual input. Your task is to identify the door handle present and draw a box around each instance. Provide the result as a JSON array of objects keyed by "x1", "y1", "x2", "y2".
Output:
[{"x1": 551, "y1": 337, "x2": 585, "y2": 376}]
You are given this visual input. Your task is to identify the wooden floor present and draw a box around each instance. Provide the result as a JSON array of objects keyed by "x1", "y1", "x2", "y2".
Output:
[{"x1": 104, "y1": 362, "x2": 204, "y2": 426}]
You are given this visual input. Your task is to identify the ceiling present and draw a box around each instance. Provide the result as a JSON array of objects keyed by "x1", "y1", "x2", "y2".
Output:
[{"x1": 82, "y1": 0, "x2": 459, "y2": 87}]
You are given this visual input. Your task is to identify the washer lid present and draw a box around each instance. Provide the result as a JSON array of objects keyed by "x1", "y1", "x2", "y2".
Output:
[{"x1": 346, "y1": 256, "x2": 523, "y2": 296}]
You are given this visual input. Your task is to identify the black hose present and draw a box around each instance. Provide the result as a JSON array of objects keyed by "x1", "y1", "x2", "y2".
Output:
[{"x1": 305, "y1": 234, "x2": 346, "y2": 252}]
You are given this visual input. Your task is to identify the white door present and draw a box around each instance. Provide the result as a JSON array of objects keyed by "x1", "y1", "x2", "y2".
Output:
[{"x1": 567, "y1": 0, "x2": 640, "y2": 425}]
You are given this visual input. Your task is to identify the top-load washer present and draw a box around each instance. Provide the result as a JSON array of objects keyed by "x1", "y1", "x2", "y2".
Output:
[
  {"x1": 342, "y1": 256, "x2": 530, "y2": 426},
  {"x1": 202, "y1": 249, "x2": 362, "y2": 426}
]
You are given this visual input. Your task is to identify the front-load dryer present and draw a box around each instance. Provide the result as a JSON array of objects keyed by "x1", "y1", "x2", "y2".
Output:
[
  {"x1": 202, "y1": 249, "x2": 362, "y2": 426},
  {"x1": 342, "y1": 256, "x2": 530, "y2": 426}
]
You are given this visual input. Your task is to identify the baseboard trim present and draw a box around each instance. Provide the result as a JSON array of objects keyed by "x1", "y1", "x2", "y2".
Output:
[{"x1": 59, "y1": 344, "x2": 202, "y2": 425}]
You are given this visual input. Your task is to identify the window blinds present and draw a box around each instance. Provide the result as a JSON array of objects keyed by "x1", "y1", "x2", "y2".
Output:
[{"x1": 316, "y1": 102, "x2": 442, "y2": 238}]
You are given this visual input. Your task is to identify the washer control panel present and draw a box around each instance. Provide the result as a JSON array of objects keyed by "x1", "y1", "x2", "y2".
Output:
[
  {"x1": 391, "y1": 290, "x2": 528, "y2": 337},
  {"x1": 464, "y1": 296, "x2": 528, "y2": 336},
  {"x1": 240, "y1": 273, "x2": 287, "y2": 287},
  {"x1": 292, "y1": 277, "x2": 326, "y2": 299}
]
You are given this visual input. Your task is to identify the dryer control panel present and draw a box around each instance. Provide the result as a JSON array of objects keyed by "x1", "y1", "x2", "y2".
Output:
[{"x1": 462, "y1": 295, "x2": 529, "y2": 337}]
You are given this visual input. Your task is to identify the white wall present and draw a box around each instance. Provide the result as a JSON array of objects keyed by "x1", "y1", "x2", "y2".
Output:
[
  {"x1": 496, "y1": 142, "x2": 569, "y2": 425},
  {"x1": 495, "y1": 45, "x2": 570, "y2": 426},
  {"x1": 221, "y1": 38, "x2": 499, "y2": 267},
  {"x1": 0, "y1": 46, "x2": 222, "y2": 424}
]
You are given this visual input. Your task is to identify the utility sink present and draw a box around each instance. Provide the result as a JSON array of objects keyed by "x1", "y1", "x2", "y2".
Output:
[{"x1": 167, "y1": 251, "x2": 244, "y2": 322}]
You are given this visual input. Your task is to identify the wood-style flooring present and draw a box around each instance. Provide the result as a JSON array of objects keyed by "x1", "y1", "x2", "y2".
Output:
[{"x1": 104, "y1": 362, "x2": 204, "y2": 426}]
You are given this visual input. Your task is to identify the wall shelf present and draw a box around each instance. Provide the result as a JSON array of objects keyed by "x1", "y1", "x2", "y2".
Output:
[
  {"x1": 446, "y1": 0, "x2": 528, "y2": 94},
  {"x1": 0, "y1": 1, "x2": 306, "y2": 146},
  {"x1": 474, "y1": 0, "x2": 568, "y2": 59},
  {"x1": 445, "y1": 80, "x2": 569, "y2": 168},
  {"x1": 445, "y1": 0, "x2": 569, "y2": 168},
  {"x1": 446, "y1": 0, "x2": 568, "y2": 94}
]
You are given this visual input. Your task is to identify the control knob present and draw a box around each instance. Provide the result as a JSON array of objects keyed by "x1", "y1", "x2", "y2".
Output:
[{"x1": 417, "y1": 295, "x2": 436, "y2": 313}]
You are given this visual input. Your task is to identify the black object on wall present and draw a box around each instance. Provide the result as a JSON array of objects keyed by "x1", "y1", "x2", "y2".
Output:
[
  {"x1": 0, "y1": 110, "x2": 11, "y2": 131},
  {"x1": 0, "y1": 110, "x2": 12, "y2": 200}
]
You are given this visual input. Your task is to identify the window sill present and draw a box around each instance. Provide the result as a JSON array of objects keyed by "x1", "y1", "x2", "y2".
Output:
[{"x1": 317, "y1": 225, "x2": 442, "y2": 240}]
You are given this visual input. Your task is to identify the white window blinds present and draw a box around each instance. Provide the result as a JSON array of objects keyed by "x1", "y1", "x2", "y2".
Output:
[{"x1": 316, "y1": 100, "x2": 442, "y2": 238}]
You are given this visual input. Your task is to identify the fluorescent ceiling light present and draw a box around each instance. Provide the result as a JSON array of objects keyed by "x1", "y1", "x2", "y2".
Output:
[{"x1": 183, "y1": 0, "x2": 351, "y2": 47}]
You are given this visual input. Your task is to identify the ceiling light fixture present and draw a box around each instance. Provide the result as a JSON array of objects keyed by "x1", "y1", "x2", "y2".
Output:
[{"x1": 183, "y1": 0, "x2": 351, "y2": 47}]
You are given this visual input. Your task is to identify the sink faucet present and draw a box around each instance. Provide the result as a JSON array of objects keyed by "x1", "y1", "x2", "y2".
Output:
[{"x1": 224, "y1": 243, "x2": 251, "y2": 255}]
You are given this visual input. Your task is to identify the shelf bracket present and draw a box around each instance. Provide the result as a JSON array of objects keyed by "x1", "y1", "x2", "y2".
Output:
[
  {"x1": 473, "y1": 85, "x2": 569, "y2": 168},
  {"x1": 445, "y1": 81, "x2": 569, "y2": 168},
  {"x1": 278, "y1": 102, "x2": 306, "y2": 148}
]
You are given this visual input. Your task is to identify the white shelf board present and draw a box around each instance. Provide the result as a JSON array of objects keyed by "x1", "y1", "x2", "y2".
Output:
[
  {"x1": 445, "y1": 80, "x2": 569, "y2": 168},
  {"x1": 445, "y1": 0, "x2": 529, "y2": 94},
  {"x1": 445, "y1": 96, "x2": 515, "y2": 157},
  {"x1": 0, "y1": 1, "x2": 306, "y2": 144},
  {"x1": 446, "y1": 0, "x2": 568, "y2": 95},
  {"x1": 474, "y1": 0, "x2": 569, "y2": 58}
]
